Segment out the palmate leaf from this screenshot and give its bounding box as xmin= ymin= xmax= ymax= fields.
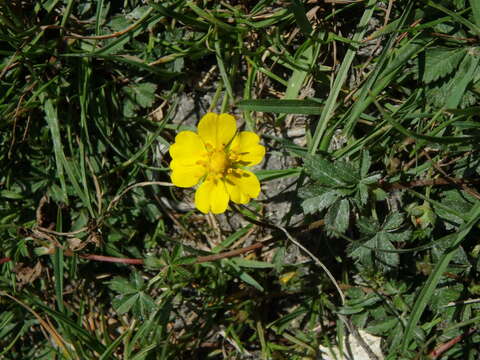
xmin=425 ymin=51 xmax=480 ymax=109
xmin=303 ymin=155 xmax=358 ymax=187
xmin=434 ymin=189 xmax=475 ymax=230
xmin=122 ymin=82 xmax=157 ymax=117
xmin=298 ymin=184 xmax=339 ymax=214
xmin=109 ymin=277 xmax=139 ymax=295
xmin=350 ymin=214 xmax=411 ymax=272
xmin=351 ymin=233 xmax=399 ymax=272
xmin=325 ymin=198 xmax=350 ymax=234
xmin=359 ymin=150 xmax=372 ymax=179
xmin=112 ymin=292 xmax=157 ymax=319
xmin=422 ymin=47 xmax=467 ymax=84
xmin=109 ymin=271 xmax=157 ymax=319
xmin=383 ymin=212 xmax=405 ymax=231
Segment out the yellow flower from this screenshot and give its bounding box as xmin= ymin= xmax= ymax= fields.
xmin=169 ymin=113 xmax=265 ymax=214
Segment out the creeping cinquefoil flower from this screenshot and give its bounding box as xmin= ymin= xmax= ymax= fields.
xmin=169 ymin=113 xmax=265 ymax=214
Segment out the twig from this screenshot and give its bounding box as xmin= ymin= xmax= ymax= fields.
xmin=275 ymin=224 xmax=346 ymax=305
xmin=0 ymin=241 xmax=270 ymax=267
xmin=79 ymin=254 xmax=144 ymax=265
xmin=0 ymin=49 xmax=20 ymax=80
xmin=428 ymin=328 xmax=477 ymax=359
xmin=0 ymin=257 xmax=11 ymax=265
xmin=339 ymin=315 xmax=380 ymax=360
xmin=441 ymin=298 xmax=480 ymax=308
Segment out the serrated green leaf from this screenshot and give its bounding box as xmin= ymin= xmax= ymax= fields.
xmin=132 ymin=292 xmax=156 ymax=319
xmin=365 ymin=318 xmax=399 ymax=335
xmin=300 ymin=188 xmax=339 ymax=214
xmin=357 ymin=183 xmax=369 ymax=206
xmin=326 ymin=198 xmax=350 ymax=234
xmin=132 ymin=271 xmax=145 ymax=289
xmin=422 ymin=47 xmax=466 ymax=84
xmin=386 ymin=230 xmax=412 ymax=243
xmin=113 ymin=294 xmax=139 ymax=314
xmin=434 ymin=190 xmax=474 ymax=229
xmin=334 ymin=161 xmax=361 ymax=183
xmin=383 ymin=213 xmax=404 ymax=231
xmin=429 ymin=284 xmax=463 ymax=311
xmin=348 ymin=293 xmax=382 ymax=307
xmin=360 ymin=151 xmax=372 ymax=179
xmin=357 ymin=217 xmax=379 ymax=235
xmin=375 ymin=233 xmax=400 ymax=270
xmin=361 ymin=173 xmax=382 ymax=185
xmin=109 ymin=277 xmax=138 ymax=295
xmin=350 ymin=238 xmax=374 ymax=267
xmin=337 ymin=306 xmax=364 ymax=315
xmin=471 ymin=0 xmax=480 ymax=27
xmin=122 ymin=82 xmax=157 ymax=116
xmin=445 ymin=51 xmax=480 ymax=109
xmin=136 ymin=82 xmax=157 ymax=107
xmin=304 ymin=155 xmax=357 ymax=187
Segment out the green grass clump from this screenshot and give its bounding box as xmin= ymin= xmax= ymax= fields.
xmin=1 ymin=0 xmax=480 ymax=359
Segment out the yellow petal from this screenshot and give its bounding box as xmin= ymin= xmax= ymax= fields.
xmin=169 ymin=131 xmax=207 ymax=166
xmin=230 ymin=131 xmax=265 ymax=166
xmin=225 ymin=169 xmax=261 ymax=204
xmin=195 ymin=178 xmax=230 ymax=214
xmin=170 ymin=161 xmax=206 ymax=188
xmin=198 ymin=113 xmax=237 ymax=149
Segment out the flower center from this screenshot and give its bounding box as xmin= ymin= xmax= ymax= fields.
xmin=209 ymin=150 xmax=229 ymax=174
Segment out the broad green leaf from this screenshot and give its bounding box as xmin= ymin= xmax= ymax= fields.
xmin=383 ymin=213 xmax=405 ymax=231
xmin=356 ymin=217 xmax=379 ymax=235
xmin=134 ymin=83 xmax=157 ymax=108
xmin=374 ymin=233 xmax=399 ymax=270
xmin=366 ymin=317 xmax=399 ymax=335
xmin=422 ymin=47 xmax=466 ymax=84
xmin=357 ymin=183 xmax=369 ymax=206
xmin=428 ymin=284 xmax=463 ymax=311
xmin=113 ymin=294 xmax=139 ymax=314
xmin=471 ymin=0 xmax=480 ymax=27
xmin=133 ymin=293 xmax=157 ymax=319
xmin=445 ymin=51 xmax=480 ymax=109
xmin=360 ymin=151 xmax=372 ymax=179
xmin=300 ymin=188 xmax=339 ymax=215
xmin=434 ymin=190 xmax=474 ymax=230
xmin=326 ymin=198 xmax=350 ymax=234
xmin=304 ymin=155 xmax=357 ymax=187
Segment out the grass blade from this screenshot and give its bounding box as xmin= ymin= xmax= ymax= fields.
xmin=237 ymin=99 xmax=323 ymax=114
xmin=309 ymin=0 xmax=377 ymax=154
